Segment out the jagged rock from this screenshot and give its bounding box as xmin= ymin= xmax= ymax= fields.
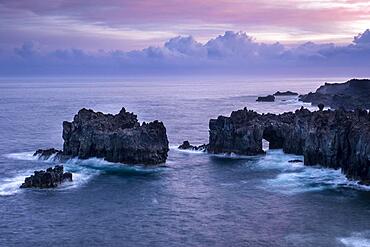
xmin=35 ymin=108 xmax=169 ymax=165
xmin=256 ymin=95 xmax=275 ymax=102
xmin=299 ymin=79 xmax=370 ymax=110
xmin=34 ymin=148 xmax=63 ymax=160
xmin=204 ymin=107 xmax=370 ymax=184
xmin=20 ymin=165 xmax=72 ymax=188
xmin=178 ymin=141 xmax=208 ymax=151
xmin=273 ymin=91 xmax=298 ymax=96
xmin=62 ymin=108 xmax=169 ymax=165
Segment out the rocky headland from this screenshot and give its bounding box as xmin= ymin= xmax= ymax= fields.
xmin=181 ymin=107 xmax=370 ymax=184
xmin=35 ymin=107 xmax=169 ymax=165
xmin=299 ymin=79 xmax=370 ymax=110
xmin=20 ymin=165 xmax=72 ymax=188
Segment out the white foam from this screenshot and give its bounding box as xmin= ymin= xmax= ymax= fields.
xmin=0 ymin=175 xmax=27 ymax=196
xmin=339 ymin=232 xmax=370 ymax=247
xmin=258 ymin=151 xmax=370 ymax=194
xmin=4 ymin=151 xmax=38 ymax=161
xmin=170 ymin=145 xmax=206 ymax=154
xmin=63 ymin=157 xmax=165 ymax=174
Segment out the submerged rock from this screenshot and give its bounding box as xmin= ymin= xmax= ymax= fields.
xmin=299 ymin=79 xmax=370 ymax=110
xmin=202 ymin=107 xmax=370 ymax=184
xmin=20 ymin=165 xmax=72 ymax=188
xmin=256 ymin=95 xmax=275 ymax=102
xmin=273 ymin=91 xmax=298 ymax=96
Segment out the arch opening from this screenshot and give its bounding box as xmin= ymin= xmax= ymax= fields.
xmin=262 ymin=126 xmax=285 ymax=150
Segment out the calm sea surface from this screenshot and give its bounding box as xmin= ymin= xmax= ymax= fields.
xmin=1 ymin=77 xmax=370 ymax=247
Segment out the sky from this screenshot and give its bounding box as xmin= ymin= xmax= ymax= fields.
xmin=0 ymin=0 xmax=369 ymax=76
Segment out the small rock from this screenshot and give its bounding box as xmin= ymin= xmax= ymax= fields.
xmin=20 ymin=165 xmax=73 ymax=189
xmin=256 ymin=95 xmax=275 ymax=102
xmin=273 ymin=91 xmax=298 ymax=96
xmin=288 ymin=159 xmax=303 ymax=163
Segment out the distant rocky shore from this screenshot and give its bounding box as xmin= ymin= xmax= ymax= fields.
xmin=256 ymin=91 xmax=299 ymax=102
xmin=180 ymin=107 xmax=370 ymax=185
xmin=299 ymin=79 xmax=370 ymax=110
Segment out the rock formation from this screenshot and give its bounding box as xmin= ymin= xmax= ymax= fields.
xmin=20 ymin=165 xmax=72 ymax=188
xmin=178 ymin=141 xmax=208 ymax=151
xmin=36 ymin=107 xmax=169 ymax=165
xmin=256 ymin=95 xmax=275 ymax=102
xmin=183 ymin=107 xmax=370 ymax=184
xmin=34 ymin=148 xmax=63 ymax=160
xmin=273 ymin=91 xmax=298 ymax=96
xmin=299 ymin=79 xmax=370 ymax=110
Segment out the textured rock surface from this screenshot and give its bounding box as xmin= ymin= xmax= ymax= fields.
xmin=299 ymin=79 xmax=370 ymax=110
xmin=256 ymin=95 xmax=275 ymax=102
xmin=20 ymin=165 xmax=72 ymax=188
xmin=62 ymin=108 xmax=169 ymax=165
xmin=206 ymin=107 xmax=370 ymax=184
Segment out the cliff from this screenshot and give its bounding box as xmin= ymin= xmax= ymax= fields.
xmin=186 ymin=107 xmax=370 ymax=184
xmin=299 ymin=79 xmax=370 ymax=110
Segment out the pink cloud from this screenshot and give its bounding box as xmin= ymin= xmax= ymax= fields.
xmin=0 ymin=0 xmax=368 ymax=50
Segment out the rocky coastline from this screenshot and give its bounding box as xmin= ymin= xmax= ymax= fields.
xmin=181 ymin=107 xmax=370 ymax=184
xmin=299 ymin=79 xmax=370 ymax=110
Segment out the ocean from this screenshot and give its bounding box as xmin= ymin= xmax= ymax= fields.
xmin=1 ymin=77 xmax=370 ymax=247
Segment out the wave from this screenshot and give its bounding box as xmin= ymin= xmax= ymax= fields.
xmin=63 ymin=157 xmax=166 ymax=175
xmin=338 ymin=231 xmax=370 ymax=247
xmin=170 ymin=145 xmax=206 ymax=154
xmin=4 ymin=151 xmax=38 ymax=161
xmin=258 ymin=150 xmax=370 ymax=194
xmin=0 ymin=175 xmax=27 ymax=196
xmin=2 ymin=151 xmax=166 ymax=196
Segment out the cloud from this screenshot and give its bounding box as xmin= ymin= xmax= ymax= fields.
xmin=0 ymin=30 xmax=369 ymax=76
xmin=0 ymin=0 xmax=369 ymax=51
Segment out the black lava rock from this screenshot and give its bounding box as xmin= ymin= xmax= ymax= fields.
xmin=20 ymin=165 xmax=72 ymax=189
xmin=178 ymin=141 xmax=208 ymax=151
xmin=62 ymin=107 xmax=169 ymax=165
xmin=204 ymin=107 xmax=370 ymax=184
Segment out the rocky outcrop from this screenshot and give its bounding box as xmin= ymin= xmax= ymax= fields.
xmin=178 ymin=141 xmax=208 ymax=151
xmin=273 ymin=91 xmax=298 ymax=96
xmin=36 ymin=108 xmax=169 ymax=165
xmin=299 ymin=79 xmax=370 ymax=110
xmin=256 ymin=95 xmax=275 ymax=102
xmin=192 ymin=107 xmax=370 ymax=184
xmin=34 ymin=148 xmax=63 ymax=160
xmin=20 ymin=165 xmax=72 ymax=188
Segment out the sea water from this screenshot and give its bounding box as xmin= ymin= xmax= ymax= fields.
xmin=0 ymin=77 xmax=369 ymax=247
